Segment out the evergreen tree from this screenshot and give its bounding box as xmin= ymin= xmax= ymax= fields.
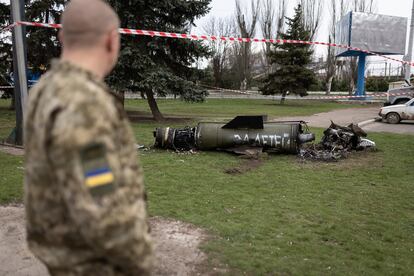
xmin=0 ymin=1 xmax=66 ymax=74
xmin=106 ymin=0 xmax=211 ymax=121
xmin=25 ymin=0 xmax=67 ymax=72
xmin=1 ymin=0 xmax=211 ymax=121
xmin=1 ymin=3 xmax=14 ymax=108
xmin=260 ymin=4 xmax=316 ymax=104
xmin=1 ymin=1 xmax=66 ymax=109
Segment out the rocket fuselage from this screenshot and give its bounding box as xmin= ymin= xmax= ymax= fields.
xmin=195 ymin=122 xmax=301 ymax=153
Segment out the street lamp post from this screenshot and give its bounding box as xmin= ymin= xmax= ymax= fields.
xmin=405 ymin=0 xmax=414 ymax=84
xmin=8 ymin=0 xmax=28 ymax=146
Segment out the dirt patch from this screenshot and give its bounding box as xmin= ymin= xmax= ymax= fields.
xmin=0 ymin=206 xmax=211 ymax=276
xmin=225 ymin=156 xmax=265 ymax=175
xmin=0 ymin=145 xmax=24 ymax=156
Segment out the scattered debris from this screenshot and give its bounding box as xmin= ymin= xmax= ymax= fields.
xmin=299 ymin=121 xmax=376 ymax=162
xmin=154 ymin=116 xmax=315 ymax=156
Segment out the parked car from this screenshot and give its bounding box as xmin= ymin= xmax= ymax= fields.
xmin=384 ymin=86 xmax=414 ymax=106
xmin=379 ymin=98 xmax=414 ymax=124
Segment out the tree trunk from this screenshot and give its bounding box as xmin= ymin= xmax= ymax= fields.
xmin=9 ymin=90 xmax=15 ymax=110
xmin=140 ymin=91 xmax=146 ymax=99
xmin=146 ymin=90 xmax=164 ymax=121
xmin=325 ymin=76 xmax=333 ymax=95
xmin=280 ymin=91 xmax=287 ymax=105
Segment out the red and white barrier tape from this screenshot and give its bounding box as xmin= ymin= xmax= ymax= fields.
xmin=304 ymin=91 xmax=410 ymax=100
xmin=202 ymin=84 xmax=412 ymax=100
xmin=1 ymin=21 xmax=413 ymax=68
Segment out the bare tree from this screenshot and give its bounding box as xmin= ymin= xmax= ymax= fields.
xmin=325 ymin=0 xmax=349 ymax=95
xmin=260 ymin=0 xmax=286 ymax=73
xmin=299 ymin=0 xmax=323 ymax=40
xmin=203 ymin=17 xmax=235 ymax=87
xmin=353 ymin=0 xmax=376 ymax=13
xmin=235 ymin=0 xmax=260 ymax=90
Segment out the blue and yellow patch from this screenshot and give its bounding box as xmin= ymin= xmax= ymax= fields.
xmin=80 ymin=143 xmax=115 ymax=197
xmin=84 ymin=167 xmax=115 ymax=188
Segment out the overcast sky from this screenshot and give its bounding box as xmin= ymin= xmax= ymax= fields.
xmin=195 ymin=0 xmax=413 ymax=56
xmin=193 ymin=0 xmax=414 ymax=73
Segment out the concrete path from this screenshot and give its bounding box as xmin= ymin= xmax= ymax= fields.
xmin=272 ymin=107 xmax=379 ymax=128
xmin=273 ymin=107 xmax=414 ymax=135
xmin=363 ymin=121 xmax=414 ymax=135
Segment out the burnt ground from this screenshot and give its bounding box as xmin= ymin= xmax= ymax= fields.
xmin=225 ymin=155 xmax=266 ymax=175
xmin=0 ymin=206 xmax=215 ymax=276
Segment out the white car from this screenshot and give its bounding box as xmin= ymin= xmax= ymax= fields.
xmin=379 ymin=98 xmax=414 ymax=124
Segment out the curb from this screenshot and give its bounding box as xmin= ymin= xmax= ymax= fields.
xmin=358 ymin=119 xmax=376 ymax=127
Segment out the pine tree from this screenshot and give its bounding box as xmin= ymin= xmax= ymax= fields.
xmin=260 ymin=4 xmax=316 ymax=104
xmin=0 ymin=2 xmax=13 ymax=108
xmin=1 ymin=0 xmax=211 ymax=121
xmin=1 ymin=1 xmax=66 ymax=109
xmin=25 ymin=0 xmax=67 ymax=72
xmin=106 ymin=0 xmax=211 ymax=121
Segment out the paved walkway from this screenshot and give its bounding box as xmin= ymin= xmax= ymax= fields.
xmin=272 ymin=107 xmax=378 ymax=128
xmin=273 ymin=107 xmax=414 ymax=135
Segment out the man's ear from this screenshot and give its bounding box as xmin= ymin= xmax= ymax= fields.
xmin=106 ymin=29 xmax=119 ymax=53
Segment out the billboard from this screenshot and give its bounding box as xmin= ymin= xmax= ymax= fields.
xmin=335 ymin=12 xmax=408 ymax=57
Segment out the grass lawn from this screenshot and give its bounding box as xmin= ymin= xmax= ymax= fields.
xmin=0 ymin=100 xmax=15 ymax=139
xmin=125 ymin=98 xmax=366 ymax=120
xmin=0 ymin=99 xmax=413 ymax=274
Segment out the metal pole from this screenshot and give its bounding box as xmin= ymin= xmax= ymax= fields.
xmin=356 ymin=53 xmax=367 ymax=97
xmin=10 ymin=0 xmax=28 ymax=146
xmin=405 ymin=0 xmax=414 ymax=83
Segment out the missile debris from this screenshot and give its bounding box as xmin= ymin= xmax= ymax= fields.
xmin=299 ymin=121 xmax=376 ymax=162
xmin=154 ymin=116 xmax=315 ymax=155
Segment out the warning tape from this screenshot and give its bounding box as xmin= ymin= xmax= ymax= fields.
xmin=1 ymin=21 xmax=413 ymax=68
xmin=202 ymin=84 xmax=413 ymax=100
xmin=0 ymin=86 xmax=14 ymax=89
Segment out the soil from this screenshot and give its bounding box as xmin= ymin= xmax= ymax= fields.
xmin=0 ymin=206 xmax=211 ymax=276
xmin=225 ymin=156 xmax=265 ymax=175
xmin=0 ymin=145 xmax=24 ymax=156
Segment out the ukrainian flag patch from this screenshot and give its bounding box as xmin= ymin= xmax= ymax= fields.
xmin=81 ymin=143 xmax=115 ymax=197
xmin=85 ymin=167 xmax=115 ymax=188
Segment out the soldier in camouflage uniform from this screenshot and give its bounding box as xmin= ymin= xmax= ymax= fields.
xmin=24 ymin=0 xmax=153 ymax=275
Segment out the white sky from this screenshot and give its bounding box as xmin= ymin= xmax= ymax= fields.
xmin=195 ymin=0 xmax=413 ymax=54
xmin=2 ymin=0 xmax=413 ymax=73
xmin=194 ymin=0 xmax=414 ymax=74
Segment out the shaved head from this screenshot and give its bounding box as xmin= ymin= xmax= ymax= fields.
xmin=61 ymin=0 xmax=120 ymax=49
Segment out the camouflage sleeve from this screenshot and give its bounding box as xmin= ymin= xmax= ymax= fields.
xmin=46 ymin=97 xmax=153 ymax=274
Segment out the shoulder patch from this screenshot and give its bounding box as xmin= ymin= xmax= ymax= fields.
xmin=80 ymin=143 xmax=114 ymax=197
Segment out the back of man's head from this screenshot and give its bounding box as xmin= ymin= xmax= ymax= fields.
xmin=61 ymin=0 xmax=120 ymax=50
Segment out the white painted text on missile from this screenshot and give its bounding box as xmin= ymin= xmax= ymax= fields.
xmin=233 ymin=133 xmax=291 ymax=147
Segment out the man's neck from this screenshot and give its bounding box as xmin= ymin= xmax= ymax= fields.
xmin=61 ymin=51 xmax=106 ymax=80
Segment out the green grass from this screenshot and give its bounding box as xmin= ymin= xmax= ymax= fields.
xmin=1 ymin=98 xmax=413 ymax=274
xmin=0 ymin=152 xmax=24 ymax=204
xmin=125 ymin=98 xmax=367 ymax=120
xmin=0 ymin=100 xmax=15 ymax=139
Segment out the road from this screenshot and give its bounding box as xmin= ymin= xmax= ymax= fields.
xmin=363 ymin=120 xmax=414 ymax=135
xmin=272 ymin=107 xmax=414 ymax=135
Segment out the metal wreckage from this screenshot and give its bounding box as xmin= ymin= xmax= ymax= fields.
xmin=153 ymin=116 xmax=376 ymax=161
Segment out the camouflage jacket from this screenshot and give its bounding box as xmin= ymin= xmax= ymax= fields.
xmin=24 ymin=60 xmax=153 ymax=275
